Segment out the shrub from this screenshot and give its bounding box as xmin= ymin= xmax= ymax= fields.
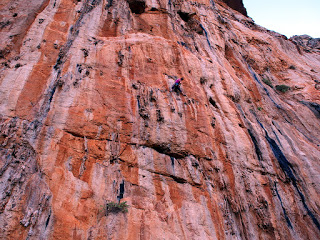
xmin=262 ymin=78 xmax=273 ymax=88
xmin=257 ymin=107 xmax=262 ymax=111
xmin=275 ymin=84 xmax=291 ymax=93
xmin=106 ymin=201 xmax=129 ymax=214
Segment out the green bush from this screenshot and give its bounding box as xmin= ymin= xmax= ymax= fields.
xmin=106 ymin=201 xmax=129 ymax=214
xmin=275 ymin=84 xmax=291 ymax=93
xmin=262 ymin=78 xmax=273 ymax=88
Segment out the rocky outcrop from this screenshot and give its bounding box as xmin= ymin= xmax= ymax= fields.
xmin=0 ymin=0 xmax=319 ymax=239
xmin=221 ymin=0 xmax=247 ymax=16
xmin=290 ymin=35 xmax=320 ymax=53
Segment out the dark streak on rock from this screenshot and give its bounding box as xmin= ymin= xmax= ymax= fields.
xmin=301 ymin=101 xmax=320 ymax=119
xmin=265 ymin=133 xmax=296 ymax=182
xmin=45 ymin=209 xmax=51 ymax=229
xmin=247 ymin=65 xmax=281 ymax=109
xmin=170 ymin=156 xmax=175 ymax=168
xmin=200 ymin=24 xmax=212 ymax=48
xmin=117 ymin=181 xmax=125 ymax=202
xmin=257 ymin=119 xmax=320 ymax=231
xmin=209 ymin=97 xmax=218 ymax=108
xmin=274 ymin=182 xmax=293 ymax=228
xmin=247 ymin=129 xmax=263 ymax=161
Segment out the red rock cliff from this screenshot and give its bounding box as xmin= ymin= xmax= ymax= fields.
xmin=221 ymin=0 xmax=247 ymax=16
xmin=0 ymin=0 xmax=320 ymax=239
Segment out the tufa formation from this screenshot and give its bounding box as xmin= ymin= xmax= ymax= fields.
xmin=0 ymin=0 xmax=320 ymax=239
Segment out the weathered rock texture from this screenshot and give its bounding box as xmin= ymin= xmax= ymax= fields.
xmin=0 ymin=0 xmax=320 ymax=239
xmin=290 ymin=35 xmax=320 ymax=53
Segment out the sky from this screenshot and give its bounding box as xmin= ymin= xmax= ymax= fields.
xmin=242 ymin=0 xmax=320 ymax=38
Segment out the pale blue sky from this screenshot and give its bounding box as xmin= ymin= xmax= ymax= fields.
xmin=243 ymin=0 xmax=320 ymax=38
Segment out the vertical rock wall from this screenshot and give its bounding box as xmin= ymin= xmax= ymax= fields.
xmin=0 ymin=0 xmax=319 ymax=239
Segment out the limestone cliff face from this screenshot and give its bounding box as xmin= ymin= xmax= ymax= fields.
xmin=0 ymin=0 xmax=320 ymax=239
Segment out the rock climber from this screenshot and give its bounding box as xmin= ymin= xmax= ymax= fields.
xmin=172 ymin=77 xmax=184 ymax=94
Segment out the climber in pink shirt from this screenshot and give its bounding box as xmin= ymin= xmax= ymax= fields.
xmin=172 ymin=77 xmax=184 ymax=94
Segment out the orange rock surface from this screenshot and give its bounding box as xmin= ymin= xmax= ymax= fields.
xmin=0 ymin=0 xmax=319 ymax=239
